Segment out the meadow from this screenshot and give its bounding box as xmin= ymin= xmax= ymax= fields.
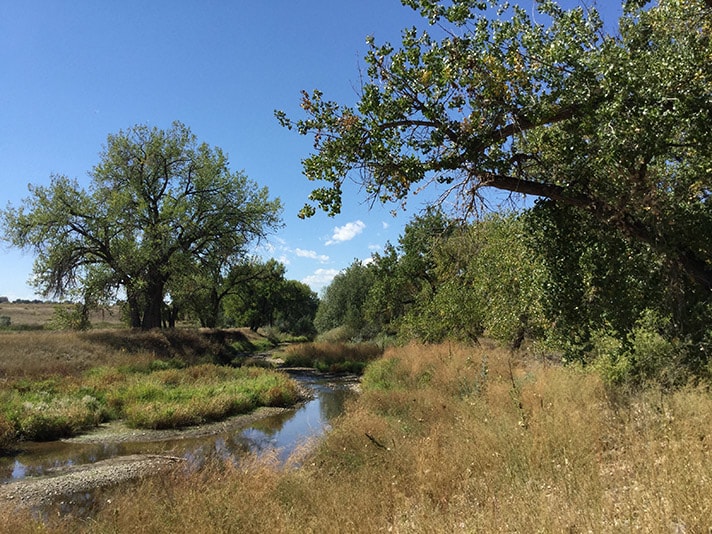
xmin=0 ymin=301 xmax=125 ymax=329
xmin=0 ymin=326 xmax=299 ymax=450
xmin=4 ymin=340 xmax=711 ymax=532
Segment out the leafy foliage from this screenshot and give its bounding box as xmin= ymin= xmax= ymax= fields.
xmin=1 ymin=122 xmax=282 ymax=329
xmin=224 ymin=259 xmax=318 ymax=336
xmin=282 ymin=0 xmax=712 ymax=382
xmin=314 ymin=260 xmax=376 ymax=339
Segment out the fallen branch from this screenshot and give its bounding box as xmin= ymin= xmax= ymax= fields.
xmin=365 ymin=432 xmax=389 ymax=450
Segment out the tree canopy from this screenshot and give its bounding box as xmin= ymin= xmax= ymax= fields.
xmin=278 ymin=0 xmax=712 ymax=293
xmin=1 ymin=122 xmax=282 ymax=329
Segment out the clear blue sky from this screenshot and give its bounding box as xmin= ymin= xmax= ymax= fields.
xmin=0 ymin=1 xmax=621 ymax=301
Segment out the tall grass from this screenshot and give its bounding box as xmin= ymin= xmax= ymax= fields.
xmin=110 ymin=365 xmax=300 ymax=429
xmin=282 ymin=341 xmax=383 ymax=373
xmin=8 ymin=341 xmax=711 ymax=532
xmin=0 ymin=329 xmax=210 ymax=380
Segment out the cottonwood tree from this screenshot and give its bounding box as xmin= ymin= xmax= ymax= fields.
xmin=277 ymin=0 xmax=712 ymax=294
xmin=1 ymin=122 xmax=282 ymax=329
xmin=223 ymin=259 xmax=317 ymax=334
xmin=365 ymin=209 xmax=455 ymax=335
xmin=273 ymin=279 xmax=319 ymax=337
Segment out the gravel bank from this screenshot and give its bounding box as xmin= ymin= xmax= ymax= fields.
xmin=0 ymin=454 xmax=182 ymax=512
xmin=0 ymin=406 xmax=292 ymax=515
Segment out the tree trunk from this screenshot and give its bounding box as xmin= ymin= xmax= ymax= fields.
xmin=141 ymin=280 xmax=165 ymax=329
xmin=203 ymin=288 xmax=221 ymax=329
xmin=126 ymin=291 xmax=142 ymax=328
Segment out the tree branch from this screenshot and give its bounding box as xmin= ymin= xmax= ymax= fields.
xmin=477 ymin=172 xmax=712 ymax=290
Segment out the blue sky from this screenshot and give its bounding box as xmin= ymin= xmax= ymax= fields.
xmin=0 ymin=1 xmax=621 ymax=301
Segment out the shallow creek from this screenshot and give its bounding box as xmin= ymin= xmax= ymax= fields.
xmin=0 ymin=371 xmax=357 ymax=515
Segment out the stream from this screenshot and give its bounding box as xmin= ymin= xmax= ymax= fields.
xmin=0 ymin=371 xmax=357 ymax=516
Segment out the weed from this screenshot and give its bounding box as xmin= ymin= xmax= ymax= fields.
xmin=0 ymin=413 xmax=15 ymax=451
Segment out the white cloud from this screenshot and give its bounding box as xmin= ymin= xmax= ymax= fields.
xmin=326 ymin=220 xmax=365 ymax=245
xmin=368 ymin=243 xmax=382 ymax=252
xmin=295 ymin=248 xmax=330 ymax=263
xmin=302 ymin=268 xmax=340 ymax=292
xmin=382 ymin=221 xmax=390 ymax=230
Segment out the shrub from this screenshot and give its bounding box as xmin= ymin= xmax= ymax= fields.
xmin=361 ymin=356 xmax=403 ymax=391
xmin=48 ymin=304 xmax=91 ymax=330
xmin=590 ymin=310 xmax=687 ymax=389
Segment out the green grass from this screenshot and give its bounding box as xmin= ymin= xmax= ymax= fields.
xmin=0 ymin=330 xmax=303 ymax=443
xmin=0 ymin=364 xmax=301 ymax=439
xmin=112 ymin=365 xmax=300 ymax=429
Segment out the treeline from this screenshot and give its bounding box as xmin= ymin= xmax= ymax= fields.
xmin=317 ymin=204 xmax=712 ymax=388
xmin=42 ymin=258 xmax=319 ymax=337
xmin=163 ymin=258 xmax=318 ymax=338
xmin=0 ymin=297 xmax=47 ymax=304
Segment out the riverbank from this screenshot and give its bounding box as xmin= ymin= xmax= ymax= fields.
xmin=0 ymin=454 xmax=182 ymax=512
xmin=0 ymin=329 xmax=300 ymax=448
xmin=5 ymin=341 xmax=710 ymax=533
xmin=0 ymin=405 xmax=291 ymax=514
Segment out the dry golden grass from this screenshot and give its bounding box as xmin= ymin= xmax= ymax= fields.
xmin=0 ymin=330 xmax=154 ymax=380
xmin=281 ymin=341 xmax=383 ymax=372
xmin=0 ymin=328 xmax=251 ymax=380
xmin=6 ymin=342 xmax=712 ymax=532
xmin=0 ymin=302 xmax=124 ymax=328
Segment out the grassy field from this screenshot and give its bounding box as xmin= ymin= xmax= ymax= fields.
xmin=0 ymin=302 xmax=125 ymax=329
xmin=0 ymin=328 xmax=298 ymax=449
xmin=5 ymin=341 xmax=711 ymax=532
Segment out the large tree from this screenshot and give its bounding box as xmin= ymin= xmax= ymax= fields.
xmin=365 ymin=209 xmax=454 ymax=334
xmin=314 ymin=260 xmax=376 ymax=338
xmin=2 ymin=122 xmax=282 ymax=329
xmin=277 ymin=0 xmax=712 ymax=293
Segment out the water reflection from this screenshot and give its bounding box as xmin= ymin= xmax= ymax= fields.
xmin=0 ymin=371 xmax=355 ymax=483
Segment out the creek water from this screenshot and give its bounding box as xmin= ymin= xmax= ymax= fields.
xmin=0 ymin=371 xmax=356 ymax=485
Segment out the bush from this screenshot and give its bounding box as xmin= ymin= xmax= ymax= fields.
xmin=316 ymin=325 xmax=358 ymax=343
xmin=48 ymin=304 xmax=90 ymax=330
xmin=0 ymin=316 xmax=10 ymax=328
xmin=590 ymin=310 xmax=687 ymax=389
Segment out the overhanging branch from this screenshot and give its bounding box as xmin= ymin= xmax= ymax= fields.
xmin=476 ymin=172 xmax=712 ymax=290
